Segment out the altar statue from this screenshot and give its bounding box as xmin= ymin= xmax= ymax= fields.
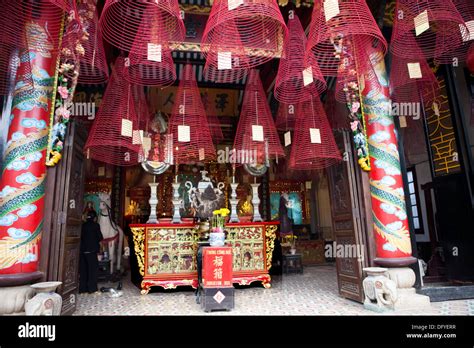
xmin=98 ymin=193 xmax=125 ymax=275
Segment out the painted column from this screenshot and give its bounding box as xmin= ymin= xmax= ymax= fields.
xmin=0 ymin=19 xmax=60 ymax=277
xmin=361 ymin=47 xmax=417 ymax=267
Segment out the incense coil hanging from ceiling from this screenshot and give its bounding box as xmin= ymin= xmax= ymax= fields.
xmin=306 ymin=0 xmax=388 ymax=77
xmin=99 ymin=0 xmax=185 ymax=52
xmin=167 ymin=64 xmax=216 ymax=164
xmin=233 ymin=69 xmax=284 ymax=165
xmin=77 ymin=0 xmax=109 ymax=84
xmin=275 ymin=15 xmax=326 ymax=103
xmin=390 ymin=0 xmax=469 ymax=60
xmin=201 ymin=0 xmax=288 ymax=80
xmin=289 ymin=95 xmax=342 ymax=170
xmin=84 ymin=56 xmax=144 ymax=166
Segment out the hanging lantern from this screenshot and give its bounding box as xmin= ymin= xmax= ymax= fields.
xmin=202 ymin=0 xmax=288 ymax=74
xmin=289 ymin=95 xmax=342 ymax=170
xmin=275 ymin=102 xmax=297 ymax=132
xmin=167 ymin=64 xmax=216 ymax=163
xmin=234 ymin=69 xmax=284 ymax=165
xmin=391 ymin=0 xmax=468 ymax=60
xmin=306 ymin=0 xmax=387 ymax=77
xmin=100 ymin=0 xmax=185 ymax=52
xmin=77 ymin=0 xmax=109 ymax=84
xmin=125 ymin=12 xmax=176 ymax=87
xmin=275 ymin=15 xmax=326 ymax=103
xmin=84 ymin=56 xmax=144 ymax=166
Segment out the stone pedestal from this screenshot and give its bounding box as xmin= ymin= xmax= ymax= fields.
xmin=250 ymin=183 xmax=262 ymax=222
xmin=172 ymin=182 xmax=182 ymax=223
xmin=229 ymin=183 xmax=240 ymax=223
xmin=386 ymin=267 xmax=431 ymax=313
xmin=147 ymin=182 xmax=159 ymax=224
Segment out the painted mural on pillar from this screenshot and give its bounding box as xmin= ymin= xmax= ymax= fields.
xmin=0 ymin=23 xmax=58 ymax=274
xmin=362 ymin=49 xmax=412 ymax=259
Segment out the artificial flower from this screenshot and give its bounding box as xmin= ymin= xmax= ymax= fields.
xmin=58 ymin=86 xmax=69 ymax=99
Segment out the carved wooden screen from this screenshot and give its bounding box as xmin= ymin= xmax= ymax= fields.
xmin=327 ymin=130 xmax=368 ymax=303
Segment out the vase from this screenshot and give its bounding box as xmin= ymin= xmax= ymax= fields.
xmin=209 ymin=232 xmax=226 ymax=247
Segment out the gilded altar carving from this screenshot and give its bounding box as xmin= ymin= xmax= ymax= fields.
xmin=131 ymin=227 xmax=145 ymax=277
xmin=265 ymin=225 xmax=278 ymax=271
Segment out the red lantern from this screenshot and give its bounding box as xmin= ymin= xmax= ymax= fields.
xmin=100 ymin=0 xmax=185 ymax=52
xmin=202 ymin=0 xmax=288 ymax=74
xmin=234 ymin=69 xmax=284 ymax=164
xmin=84 ymin=57 xmax=144 ymax=166
xmin=306 ymin=0 xmax=387 ymax=77
xmin=289 ymin=95 xmax=342 ymax=170
xmin=167 ymin=65 xmax=216 ymax=164
xmin=391 ymin=0 xmax=468 ymax=60
xmin=275 ymin=15 xmax=326 ymax=103
xmin=77 ymin=0 xmax=109 ymax=85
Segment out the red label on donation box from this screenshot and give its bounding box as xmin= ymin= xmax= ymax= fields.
xmin=202 ymin=247 xmax=233 ymax=288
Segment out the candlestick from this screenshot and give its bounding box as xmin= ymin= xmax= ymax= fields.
xmin=250 ymin=183 xmax=262 ymax=222
xmin=232 ymin=176 xmax=235 ymax=184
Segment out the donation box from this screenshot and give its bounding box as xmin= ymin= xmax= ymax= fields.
xmin=202 ymin=247 xmax=233 ymax=288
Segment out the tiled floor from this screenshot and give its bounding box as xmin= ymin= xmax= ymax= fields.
xmin=75 ymin=265 xmax=474 ymax=315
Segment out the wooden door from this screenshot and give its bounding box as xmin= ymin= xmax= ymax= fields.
xmin=327 ymin=130 xmax=369 ymax=303
xmin=45 ymin=120 xmax=87 ymax=314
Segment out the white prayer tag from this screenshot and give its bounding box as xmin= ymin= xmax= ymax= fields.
xmin=178 ymin=125 xmax=190 ymax=142
xmin=461 ymin=21 xmax=474 ymax=42
xmin=218 ymin=52 xmax=232 ymax=70
xmin=142 ymin=136 xmax=152 ymax=152
xmin=121 ymin=119 xmax=133 ymax=137
xmin=305 ymin=181 xmax=312 ymax=190
xmin=414 ymin=10 xmax=429 ymax=36
xmin=252 ymin=125 xmax=264 ymax=142
xmin=432 ymin=102 xmax=440 ymax=116
xmin=147 ymin=43 xmax=162 ymax=62
xmin=324 ymin=0 xmax=340 ymax=22
xmin=228 ymin=0 xmax=243 ymax=11
xmin=98 ymin=167 xmax=105 ymax=177
xmin=399 ymin=116 xmax=407 ymax=128
xmin=302 ymin=66 xmax=314 ymax=86
xmin=407 ymin=62 xmax=422 ymax=79
xmin=199 ymin=148 xmax=205 ymax=161
xmin=132 ymin=130 xmax=144 ymax=145
xmin=310 ymin=128 xmax=321 ymax=144
xmin=284 ymin=131 xmax=292 ymax=147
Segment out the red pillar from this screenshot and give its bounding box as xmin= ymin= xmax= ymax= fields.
xmin=0 ymin=17 xmax=60 ymax=279
xmin=361 ymin=47 xmax=417 ymax=267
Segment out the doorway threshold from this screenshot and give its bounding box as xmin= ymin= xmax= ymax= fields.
xmin=417 ymin=283 xmax=474 ymax=302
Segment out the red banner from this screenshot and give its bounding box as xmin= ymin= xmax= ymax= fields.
xmin=202 ymin=247 xmax=233 ymax=288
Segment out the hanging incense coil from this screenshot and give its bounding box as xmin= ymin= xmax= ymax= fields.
xmin=306 ymin=0 xmax=387 ymax=77
xmin=234 ymin=69 xmax=284 ymax=165
xmin=100 ymin=0 xmax=185 ymax=52
xmin=275 ymin=15 xmax=326 ymax=103
xmin=167 ymin=64 xmax=216 ymax=163
xmin=84 ymin=56 xmax=144 ymax=166
xmin=391 ymin=0 xmax=469 ymax=60
xmin=289 ymin=95 xmax=342 ymax=170
xmin=77 ymin=0 xmax=109 ymax=84
xmin=202 ymin=0 xmax=288 ymax=74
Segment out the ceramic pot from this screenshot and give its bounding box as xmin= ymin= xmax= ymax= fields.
xmin=209 ymin=232 xmax=226 ymax=247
